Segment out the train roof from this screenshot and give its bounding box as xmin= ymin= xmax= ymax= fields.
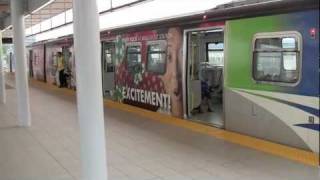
xmin=102 ymin=0 xmax=318 ymax=34
xmin=29 ymin=0 xmax=319 ymax=46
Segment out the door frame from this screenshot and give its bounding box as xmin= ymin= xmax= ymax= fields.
xmin=29 ymin=50 xmax=33 ymax=78
xmin=182 ymin=26 xmax=226 ymax=126
xmin=101 ymin=41 xmax=116 ymax=98
xmin=43 ymin=44 xmax=47 ymax=82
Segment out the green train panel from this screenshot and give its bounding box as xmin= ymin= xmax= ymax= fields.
xmin=225 ymin=10 xmax=319 ymax=153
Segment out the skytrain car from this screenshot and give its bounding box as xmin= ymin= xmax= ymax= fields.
xmin=27 ymin=0 xmax=319 ymax=157
xmin=224 ymin=9 xmax=319 ymax=153
xmin=100 ymin=0 xmax=319 ymax=154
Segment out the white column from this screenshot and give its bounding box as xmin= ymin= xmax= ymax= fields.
xmin=10 ymin=0 xmax=31 ymax=127
xmin=72 ymin=0 xmax=108 ymax=180
xmin=0 ymin=32 xmax=5 ymax=104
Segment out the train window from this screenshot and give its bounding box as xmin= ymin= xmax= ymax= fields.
xmin=282 ymin=38 xmax=296 ymax=49
xmin=283 ymin=52 xmax=297 ymax=70
xmin=253 ymin=32 xmax=301 ymax=84
xmin=104 ymin=48 xmax=114 ymax=72
xmin=127 ymin=45 xmax=141 ymax=73
xmin=147 ymin=42 xmax=166 ymax=74
xmin=207 ymin=42 xmax=224 ymax=66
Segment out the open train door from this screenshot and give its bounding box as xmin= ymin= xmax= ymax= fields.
xmin=185 ymin=28 xmax=225 ymax=128
xmin=101 ymin=42 xmax=115 ymax=98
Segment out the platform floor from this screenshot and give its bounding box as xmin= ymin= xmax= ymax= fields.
xmin=0 ymin=79 xmax=319 ymax=180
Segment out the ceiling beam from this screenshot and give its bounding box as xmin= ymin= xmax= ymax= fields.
xmin=1 ymin=0 xmax=52 ymax=30
xmin=27 ymin=0 xmax=53 ymax=14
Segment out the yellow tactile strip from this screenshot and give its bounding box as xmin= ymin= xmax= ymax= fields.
xmin=105 ymin=100 xmax=319 ymax=167
xmin=29 ymin=78 xmax=319 ymax=167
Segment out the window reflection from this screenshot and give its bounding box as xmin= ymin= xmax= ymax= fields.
xmin=147 ymin=42 xmax=166 ymax=74
xmin=207 ymin=42 xmax=224 ymax=66
xmin=127 ymin=45 xmax=142 ymax=73
xmin=253 ymin=34 xmax=300 ymax=84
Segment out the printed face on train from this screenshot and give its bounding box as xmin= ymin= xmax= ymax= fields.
xmin=161 ymin=27 xmax=183 ymax=117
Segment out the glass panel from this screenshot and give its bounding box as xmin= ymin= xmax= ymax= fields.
xmin=254 ymin=52 xmax=282 ymax=82
xmin=127 ymin=54 xmax=141 ymax=63
xmin=253 ymin=34 xmax=301 ymax=84
xmin=104 ymin=47 xmax=114 ymax=72
xmin=127 ymin=46 xmax=141 ymax=54
xmin=149 ymin=44 xmax=162 ymax=52
xmin=127 ymin=46 xmax=141 ymax=72
xmin=32 ymin=24 xmax=41 ymax=34
xmin=25 ymin=28 xmax=32 ymax=36
xmin=282 ymin=51 xmax=299 ymax=83
xmin=255 ymin=38 xmax=282 ymax=49
xmin=147 ymin=53 xmax=166 ymax=74
xmin=66 ymin=9 xmax=73 ymax=23
xmin=106 ymin=53 xmax=112 ymax=64
xmin=282 ymin=37 xmax=296 ymax=49
xmin=190 ymin=34 xmax=199 ymax=80
xmin=52 ymin=12 xmax=66 ymax=28
xmin=208 ymin=42 xmax=224 ymax=50
xmin=208 ymin=51 xmax=224 ymax=66
xmin=147 ymin=44 xmax=166 ymax=74
xmin=40 ymin=19 xmax=51 ymax=31
xmin=283 ymin=52 xmax=297 ymax=70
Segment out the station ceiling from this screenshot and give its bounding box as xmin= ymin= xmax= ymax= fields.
xmin=1 ymin=0 xmax=147 ymax=37
xmin=0 ymin=0 xmax=73 ymax=37
xmin=25 ymin=0 xmax=72 ymax=29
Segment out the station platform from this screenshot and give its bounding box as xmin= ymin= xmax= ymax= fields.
xmin=0 ymin=75 xmax=319 ymax=180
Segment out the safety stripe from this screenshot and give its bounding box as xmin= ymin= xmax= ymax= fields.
xmin=238 ymin=90 xmax=320 ymax=118
xmin=295 ymin=124 xmax=320 ymax=131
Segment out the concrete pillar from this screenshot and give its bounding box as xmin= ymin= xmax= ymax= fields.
xmin=72 ymin=0 xmax=108 ymax=180
xmin=10 ymin=0 xmax=31 ymax=127
xmin=0 ymin=32 xmax=5 ymax=104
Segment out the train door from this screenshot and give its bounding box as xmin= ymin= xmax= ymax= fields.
xmin=29 ymin=50 xmax=34 ymax=78
xmin=186 ymin=28 xmax=225 ymax=128
xmin=101 ymin=42 xmax=115 ymax=98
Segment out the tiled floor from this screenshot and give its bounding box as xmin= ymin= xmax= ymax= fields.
xmin=0 ymin=80 xmax=319 ymax=180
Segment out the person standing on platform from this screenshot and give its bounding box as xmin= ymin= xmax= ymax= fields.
xmin=57 ymin=52 xmax=67 ymax=88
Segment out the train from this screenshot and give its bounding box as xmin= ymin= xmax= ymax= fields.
xmin=26 ymin=0 xmax=319 ymax=155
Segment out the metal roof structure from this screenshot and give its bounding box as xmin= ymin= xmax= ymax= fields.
xmin=0 ymin=0 xmax=148 ymax=38
xmin=25 ymin=0 xmax=72 ymax=29
xmin=0 ymin=0 xmax=73 ymax=37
